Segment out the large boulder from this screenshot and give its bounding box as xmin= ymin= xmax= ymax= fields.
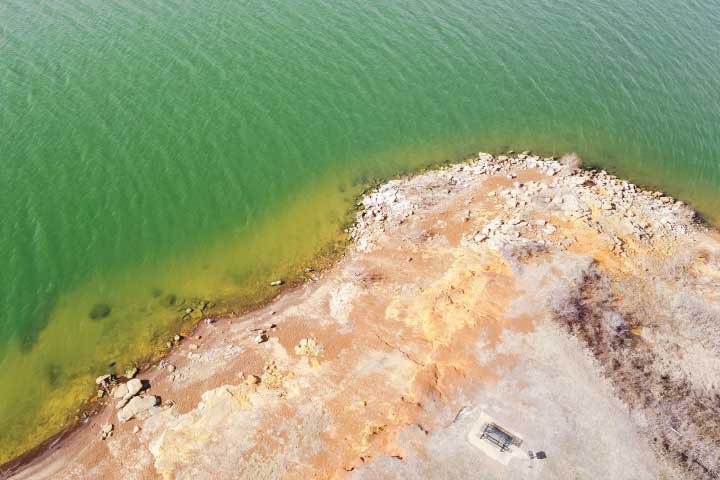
xmin=125 ymin=378 xmax=143 ymax=398
xmin=118 ymin=395 xmax=158 ymax=422
xmin=112 ymin=383 xmax=129 ymax=399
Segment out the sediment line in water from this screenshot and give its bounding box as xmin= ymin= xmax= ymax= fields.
xmin=0 ymin=172 xmax=360 ymax=466
xmin=0 ymin=238 xmax=352 ymax=478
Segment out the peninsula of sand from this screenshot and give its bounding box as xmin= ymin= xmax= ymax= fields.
xmin=5 ymin=152 xmax=720 ymax=480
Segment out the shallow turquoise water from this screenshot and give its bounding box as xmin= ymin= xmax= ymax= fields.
xmin=1 ymin=0 xmax=719 ymax=462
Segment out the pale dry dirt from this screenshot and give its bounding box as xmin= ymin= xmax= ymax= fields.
xmin=6 ymin=153 xmax=720 ymax=480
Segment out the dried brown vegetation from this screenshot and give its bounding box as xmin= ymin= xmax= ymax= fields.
xmin=549 ymin=257 xmax=720 ymax=479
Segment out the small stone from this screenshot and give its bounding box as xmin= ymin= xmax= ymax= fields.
xmin=270 ymin=280 xmax=284 ymax=287
xmin=167 ymin=365 xmax=176 ymax=373
xmin=133 ymin=426 xmax=141 ymax=434
xmin=189 ymin=343 xmax=199 ymax=350
xmin=100 ymin=423 xmax=113 ymax=439
xmin=246 ymin=374 xmax=260 ymax=385
xmin=254 ymin=333 xmax=269 ymax=344
xmin=125 ymin=367 xmax=138 ymax=379
xmin=474 ymin=234 xmax=488 ymax=243
xmin=95 ymin=374 xmax=111 ymax=385
xmin=174 ymin=335 xmax=181 ymax=342
xmin=97 ymin=390 xmax=105 ymax=398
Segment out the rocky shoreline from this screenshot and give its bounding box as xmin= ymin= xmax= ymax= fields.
xmin=353 ymin=151 xmax=697 ymax=251
xmin=5 ymin=152 xmax=720 ymax=479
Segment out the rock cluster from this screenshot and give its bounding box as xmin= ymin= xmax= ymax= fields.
xmin=106 ymin=375 xmax=160 ymax=423
xmin=351 ymin=152 xmax=699 ymax=255
xmin=114 ymin=378 xmax=143 ymax=407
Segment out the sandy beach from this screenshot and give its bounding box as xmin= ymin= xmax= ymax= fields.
xmin=5 ymin=152 xmax=720 ymax=480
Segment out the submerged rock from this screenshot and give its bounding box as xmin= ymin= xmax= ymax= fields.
xmin=162 ymin=294 xmax=177 ymax=307
xmin=88 ymin=304 xmax=111 ymax=320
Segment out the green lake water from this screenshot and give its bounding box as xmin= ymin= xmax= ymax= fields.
xmin=1 ymin=0 xmax=719 ymax=463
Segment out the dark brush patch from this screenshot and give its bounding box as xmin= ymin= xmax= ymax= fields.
xmin=550 ymin=265 xmax=720 ymax=480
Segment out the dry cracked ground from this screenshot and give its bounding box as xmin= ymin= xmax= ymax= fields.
xmin=8 ymin=153 xmax=720 ymax=480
